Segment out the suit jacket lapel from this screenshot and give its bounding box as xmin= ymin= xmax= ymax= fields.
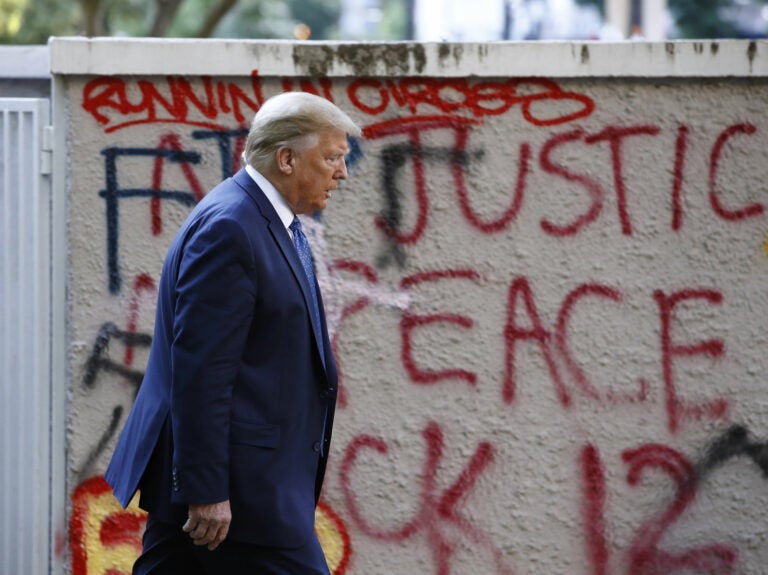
xmin=233 ymin=169 xmax=328 ymax=374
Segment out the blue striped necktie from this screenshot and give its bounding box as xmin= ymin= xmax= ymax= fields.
xmin=289 ymin=216 xmax=325 ymax=363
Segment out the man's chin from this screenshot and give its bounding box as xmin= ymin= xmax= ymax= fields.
xmin=311 ymin=201 xmax=328 ymax=213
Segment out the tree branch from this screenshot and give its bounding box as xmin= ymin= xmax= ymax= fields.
xmin=195 ymin=0 xmax=239 ymax=38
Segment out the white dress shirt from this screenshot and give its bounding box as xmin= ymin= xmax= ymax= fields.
xmin=244 ymin=164 xmax=296 ymax=239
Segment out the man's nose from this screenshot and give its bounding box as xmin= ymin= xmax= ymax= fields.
xmin=336 ymin=158 xmax=348 ymax=179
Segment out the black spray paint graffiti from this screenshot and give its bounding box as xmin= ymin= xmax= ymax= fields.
xmin=375 ymin=142 xmax=480 ymax=269
xmin=696 ymin=424 xmax=768 ymax=479
xmin=620 ymin=425 xmax=768 ymax=575
xmin=82 ymin=322 xmax=151 ymax=391
xmin=99 ymin=129 xmax=252 ymax=295
xmin=191 ymin=128 xmax=249 ymax=179
xmin=100 ymin=146 xmax=200 ymax=294
xmin=78 ymin=322 xmax=151 ymax=481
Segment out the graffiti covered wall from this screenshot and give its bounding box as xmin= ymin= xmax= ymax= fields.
xmin=53 ymin=39 xmax=768 ymax=574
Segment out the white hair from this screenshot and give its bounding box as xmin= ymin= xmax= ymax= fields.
xmin=243 ymin=91 xmax=362 ymax=172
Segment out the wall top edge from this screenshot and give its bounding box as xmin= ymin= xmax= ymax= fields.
xmin=0 ymin=45 xmax=50 ymax=78
xmin=48 ymin=37 xmax=768 ymax=78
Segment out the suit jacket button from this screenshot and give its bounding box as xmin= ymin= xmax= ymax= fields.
xmin=319 ymin=389 xmax=329 ymax=399
xmin=312 ymin=441 xmax=321 ymax=453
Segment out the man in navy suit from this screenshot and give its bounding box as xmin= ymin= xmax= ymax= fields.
xmin=104 ymin=91 xmax=361 ymax=574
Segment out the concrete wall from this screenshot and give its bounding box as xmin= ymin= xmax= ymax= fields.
xmin=51 ymin=38 xmax=768 ymax=575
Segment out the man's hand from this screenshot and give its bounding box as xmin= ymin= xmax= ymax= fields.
xmin=183 ymin=499 xmax=232 ymax=551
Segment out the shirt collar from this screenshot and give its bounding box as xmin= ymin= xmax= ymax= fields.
xmin=244 ymin=164 xmax=295 ymax=231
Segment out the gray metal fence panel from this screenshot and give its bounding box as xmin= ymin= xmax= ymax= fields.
xmin=0 ymin=98 xmax=52 ymax=575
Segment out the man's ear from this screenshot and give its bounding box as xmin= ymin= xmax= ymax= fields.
xmin=276 ymin=147 xmax=295 ymax=175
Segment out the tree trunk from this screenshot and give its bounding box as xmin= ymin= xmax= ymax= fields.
xmin=80 ymin=0 xmax=105 ymax=36
xmin=149 ymin=0 xmax=184 ymax=37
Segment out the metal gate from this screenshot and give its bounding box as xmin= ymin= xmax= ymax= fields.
xmin=0 ymin=98 xmax=54 ymax=575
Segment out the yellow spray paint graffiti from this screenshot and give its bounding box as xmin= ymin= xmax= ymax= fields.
xmin=71 ymin=476 xmax=352 ymax=574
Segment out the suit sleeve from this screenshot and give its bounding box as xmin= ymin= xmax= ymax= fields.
xmin=169 ymin=215 xmax=256 ymax=505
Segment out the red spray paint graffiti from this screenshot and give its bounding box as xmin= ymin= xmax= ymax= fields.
xmin=82 ymin=71 xmax=264 ymax=133
xmin=365 ymin=114 xmax=481 ymax=245
xmin=503 ymin=276 xmax=570 ymax=407
xmin=623 ymin=444 xmax=738 ymax=575
xmin=391 ymin=274 xmax=729 ymax=433
xmin=368 ymin=120 xmax=763 ymax=250
xmin=84 ymin=74 xmax=595 ymax=134
xmin=653 ymin=289 xmax=728 ymax=433
xmin=328 ymin=259 xmax=381 ymax=408
xmin=150 ymin=134 xmax=205 ymax=235
xmin=580 ymin=444 xmax=610 ymax=575
xmin=123 ymin=273 xmax=157 ymax=368
xmin=348 ymin=77 xmax=595 ymax=124
xmin=709 ymin=123 xmax=761 ymax=221
xmin=555 ymin=284 xmax=649 ymax=405
xmin=399 ymin=269 xmax=482 ymax=386
xmin=70 ymin=476 xmax=146 ymax=575
xmin=340 ymin=422 xmax=514 ymax=575
xmin=74 ymin=71 xmax=768 ymax=575
xmin=579 ymin=441 xmax=744 ymax=575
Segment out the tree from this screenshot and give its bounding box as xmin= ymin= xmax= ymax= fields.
xmin=574 ymin=0 xmax=602 ymax=15
xmin=1 ymin=0 xmax=352 ymax=43
xmin=79 ymin=0 xmax=241 ymax=37
xmin=284 ymin=0 xmax=340 ymax=39
xmin=218 ymin=0 xmax=342 ymax=39
xmin=0 ymin=0 xmax=26 ymax=38
xmin=1 ymin=0 xmax=245 ymax=43
xmin=669 ymin=0 xmax=739 ymax=38
xmin=575 ymin=0 xmax=767 ymax=39
xmin=1 ymin=0 xmax=80 ymax=43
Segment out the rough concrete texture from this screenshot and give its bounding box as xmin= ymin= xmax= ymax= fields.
xmin=56 ymin=40 xmax=768 ymax=575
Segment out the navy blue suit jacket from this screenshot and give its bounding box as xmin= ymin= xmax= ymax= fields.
xmin=105 ymin=168 xmax=337 ymax=548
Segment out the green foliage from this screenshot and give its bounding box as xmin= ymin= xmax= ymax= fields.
xmin=6 ymin=0 xmax=762 ymax=44
xmin=573 ymin=0 xmax=602 ymax=16
xmin=373 ymin=0 xmax=407 ymax=40
xmin=0 ymin=0 xmax=26 ymax=39
xmin=106 ymin=0 xmax=153 ymax=36
xmin=3 ymin=0 xmax=81 ymax=43
xmin=217 ymin=0 xmax=342 ymax=40
xmin=572 ymin=0 xmax=767 ymax=39
xmin=0 ymin=0 xmax=341 ymax=44
xmin=285 ymin=0 xmax=340 ymax=39
xmin=216 ymin=1 xmax=291 ymax=38
xmin=669 ymin=0 xmax=740 ymax=38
